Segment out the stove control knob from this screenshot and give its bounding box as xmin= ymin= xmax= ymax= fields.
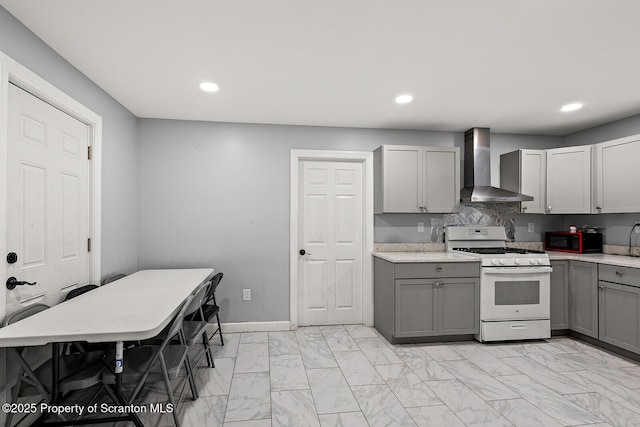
xmin=491 ymin=259 xmax=499 ymax=265
xmin=514 ymin=258 xmax=521 ymax=265
xmin=499 ymin=259 xmax=506 ymax=265
xmin=538 ymin=258 xmax=546 ymax=265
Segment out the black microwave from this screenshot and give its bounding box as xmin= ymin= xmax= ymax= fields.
xmin=544 ymin=232 xmax=603 ymax=254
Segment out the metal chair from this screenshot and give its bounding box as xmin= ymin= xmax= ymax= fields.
xmin=4 ymin=304 xmax=107 ymax=427
xmin=102 ymin=273 xmax=127 ymax=285
xmin=182 ymin=281 xmax=215 ymax=368
xmin=191 ymin=272 xmax=224 ymax=346
xmin=4 ymin=304 xmax=51 ymax=427
xmin=101 ymin=290 xmax=201 ymax=427
xmin=64 ymin=284 xmax=99 ymax=301
xmin=62 ymin=284 xmax=101 ymax=354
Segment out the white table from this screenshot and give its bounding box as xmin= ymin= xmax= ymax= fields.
xmin=0 ymin=268 xmax=214 ymax=426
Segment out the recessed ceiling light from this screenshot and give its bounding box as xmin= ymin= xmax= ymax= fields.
xmin=560 ymin=102 xmax=583 ymax=112
xmin=395 ymin=94 xmax=414 ymax=104
xmin=199 ymin=82 xmax=219 ymax=93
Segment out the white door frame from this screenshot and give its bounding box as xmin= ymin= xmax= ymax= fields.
xmin=0 ymin=51 xmax=102 ymax=418
xmin=290 ymin=149 xmax=373 ymax=329
xmin=0 ymin=51 xmax=103 ymax=313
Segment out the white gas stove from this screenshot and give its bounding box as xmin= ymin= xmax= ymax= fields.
xmin=445 ymin=226 xmax=552 ymax=342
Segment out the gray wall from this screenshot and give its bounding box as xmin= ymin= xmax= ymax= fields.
xmin=137 ymin=119 xmax=565 ymax=322
xmin=0 ymin=7 xmax=139 ymax=278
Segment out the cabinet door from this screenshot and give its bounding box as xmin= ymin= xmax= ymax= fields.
xmin=547 ymin=146 xmax=592 ymax=214
xmin=382 ymin=146 xmax=422 ymax=213
xmin=598 ymin=281 xmax=640 ymax=353
xmin=439 ymin=278 xmax=479 ymax=335
xmin=423 ymin=147 xmax=460 ymax=213
xmin=395 ymin=279 xmax=437 ymax=337
xmin=569 ymin=261 xmax=598 ymax=338
xmin=550 ymin=261 xmax=569 ymax=330
xmin=595 ymin=137 xmax=640 ymax=213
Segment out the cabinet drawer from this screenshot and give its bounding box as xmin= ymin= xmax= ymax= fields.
xmin=599 ymin=264 xmax=640 ymax=287
xmin=395 ymin=262 xmax=479 ymax=279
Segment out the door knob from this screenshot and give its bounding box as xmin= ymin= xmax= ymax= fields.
xmin=299 ymin=249 xmax=312 ymax=256
xmin=6 ymin=277 xmax=37 ymax=290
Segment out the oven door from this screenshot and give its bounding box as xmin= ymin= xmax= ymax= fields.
xmin=480 ymin=266 xmax=551 ymax=321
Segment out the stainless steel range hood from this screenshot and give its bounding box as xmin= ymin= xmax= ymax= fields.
xmin=460 ymin=127 xmax=533 ymax=203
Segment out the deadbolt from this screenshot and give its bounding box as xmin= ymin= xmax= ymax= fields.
xmin=7 ymin=252 xmax=17 ymax=264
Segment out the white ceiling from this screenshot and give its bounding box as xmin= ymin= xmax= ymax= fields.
xmin=2 ymin=0 xmax=640 ymax=135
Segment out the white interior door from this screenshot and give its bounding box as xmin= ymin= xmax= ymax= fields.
xmin=299 ymin=160 xmax=364 ymax=325
xmin=6 ymin=83 xmax=90 ymax=314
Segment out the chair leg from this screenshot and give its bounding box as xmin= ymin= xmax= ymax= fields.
xmin=4 ymin=368 xmax=23 ymax=427
xmin=183 ymin=358 xmax=199 ymax=401
xmin=216 ymin=313 xmax=224 ymax=346
xmin=159 ymin=353 xmax=181 ymax=427
xmin=202 ymin=332 xmax=215 ymax=368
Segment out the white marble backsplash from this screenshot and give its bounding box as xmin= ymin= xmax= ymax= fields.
xmin=603 ymin=245 xmax=640 ymax=257
xmin=373 ymin=243 xmax=445 ymax=252
xmin=505 ymin=242 xmax=544 ymax=251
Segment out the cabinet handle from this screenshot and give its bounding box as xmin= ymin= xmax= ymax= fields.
xmin=615 ymin=271 xmax=623 ymax=277
xmin=436 ymin=265 xmax=442 ymax=272
xmin=433 ymin=282 xmax=441 ymax=288
xmin=596 ymin=206 xmax=602 ymax=212
xmin=522 ymin=206 xmax=527 ymax=211
xmin=598 ymin=285 xmax=604 ymax=290
xmin=547 ymin=206 xmax=552 ymax=213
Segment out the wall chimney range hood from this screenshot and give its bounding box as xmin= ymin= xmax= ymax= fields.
xmin=460 ymin=127 xmax=534 ymax=203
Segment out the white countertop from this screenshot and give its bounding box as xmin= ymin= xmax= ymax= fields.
xmin=374 ymin=250 xmax=640 ymax=269
xmin=373 ymin=252 xmax=480 ymax=263
xmin=547 ymin=252 xmax=640 ymax=268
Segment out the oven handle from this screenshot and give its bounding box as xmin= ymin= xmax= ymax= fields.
xmin=483 ymin=266 xmax=553 ymax=274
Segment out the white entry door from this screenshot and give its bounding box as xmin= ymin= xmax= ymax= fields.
xmin=5 ymin=83 xmax=90 ymax=314
xmin=298 ymin=160 xmax=364 ymax=325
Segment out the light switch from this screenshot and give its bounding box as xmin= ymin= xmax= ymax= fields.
xmin=528 ymin=223 xmax=535 ymax=232
xmin=243 ymin=289 xmax=251 ymax=301
xmin=418 ymin=222 xmax=424 ymax=232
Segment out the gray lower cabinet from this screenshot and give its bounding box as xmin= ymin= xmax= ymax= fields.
xmin=569 ymin=261 xmax=599 ymax=338
xmin=394 ymin=277 xmax=479 ymax=338
xmin=598 ymin=281 xmax=640 ymax=353
xmin=395 ymin=279 xmax=437 ymax=337
xmin=374 ymin=257 xmax=479 ymax=342
xmin=550 ymin=261 xmax=569 ymax=330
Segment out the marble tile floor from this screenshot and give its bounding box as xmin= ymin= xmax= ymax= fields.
xmin=89 ymin=326 xmax=640 ymax=426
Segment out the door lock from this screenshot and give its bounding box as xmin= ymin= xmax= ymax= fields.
xmin=6 ymin=277 xmax=37 ymax=290
xmin=6 ymin=252 xmax=17 ymax=264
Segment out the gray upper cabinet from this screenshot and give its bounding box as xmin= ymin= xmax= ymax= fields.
xmin=550 ymin=260 xmax=569 ymax=330
xmin=594 ymin=135 xmax=640 ymax=213
xmin=569 ymin=261 xmax=598 ymax=338
xmin=374 ymin=145 xmax=460 ymax=214
xmin=546 ymin=146 xmax=592 ymax=214
xmin=500 ymin=149 xmax=547 ymax=214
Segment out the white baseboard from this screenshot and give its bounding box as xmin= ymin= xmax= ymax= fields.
xmin=221 ymin=321 xmax=291 ymax=333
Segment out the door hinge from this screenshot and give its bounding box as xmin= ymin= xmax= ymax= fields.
xmin=88 ymin=146 xmax=92 ymax=160
xmin=87 ymin=238 xmax=92 ymax=252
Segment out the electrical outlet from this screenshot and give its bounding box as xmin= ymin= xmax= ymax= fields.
xmin=243 ymin=289 xmax=251 ymax=301
xmin=418 ymin=222 xmax=424 ymax=232
xmin=528 ymin=223 xmax=535 ymax=233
